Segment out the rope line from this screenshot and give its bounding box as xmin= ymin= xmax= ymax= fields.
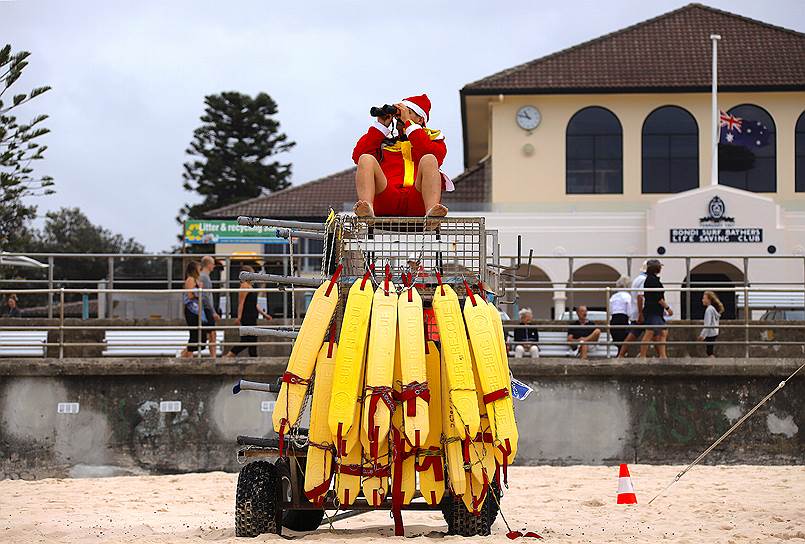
xmin=647 ymin=361 xmax=805 ymax=505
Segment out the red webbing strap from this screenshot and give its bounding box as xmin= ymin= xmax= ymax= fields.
xmin=390 ymin=427 xmax=405 ymax=536
xmin=397 ymin=381 xmax=430 ymax=417
xmin=327 ymin=322 xmax=336 ymax=358
xmin=324 ymin=264 xmax=342 ymax=297
xmin=498 ymin=438 xmax=512 ymax=486
xmin=278 ymin=419 xmax=287 ymax=457
xmin=463 ymin=280 xmax=477 ymax=306
xmin=304 ymin=451 xmax=334 ymax=504
xmin=360 ymin=264 xmax=374 ymax=290
xmin=365 ymin=385 xmax=395 ymax=459
xmin=282 ymin=371 xmax=310 ymax=386
xmin=384 ymin=264 xmax=390 ymax=295
xmin=435 ymin=270 xmax=445 ymax=296
xmin=338 ymin=463 xmax=390 ymax=478
xmin=402 ymin=272 xmax=413 ymax=302
xmin=483 ymin=387 xmax=509 ymax=405
xmin=473 ymin=431 xmax=495 ymax=443
xmin=462 ymin=429 xmax=471 ymax=466
xmin=414 ymin=448 xmax=445 ymax=482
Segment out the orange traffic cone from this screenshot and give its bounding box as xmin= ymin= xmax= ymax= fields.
xmin=616 ymin=463 xmax=637 ymax=504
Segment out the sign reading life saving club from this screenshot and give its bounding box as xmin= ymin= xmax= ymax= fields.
xmin=670 ymin=196 xmax=763 ymax=244
xmin=184 ymin=220 xmax=281 ymax=245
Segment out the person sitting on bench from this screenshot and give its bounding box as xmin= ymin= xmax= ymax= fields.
xmin=566 ymin=306 xmax=601 ymax=359
xmin=352 ymin=94 xmax=453 ymax=218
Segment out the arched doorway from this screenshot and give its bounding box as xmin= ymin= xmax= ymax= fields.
xmin=511 ymin=264 xmax=553 ymax=320
xmin=570 ymin=263 xmax=620 ymax=312
xmin=682 ymin=261 xmax=745 ymax=319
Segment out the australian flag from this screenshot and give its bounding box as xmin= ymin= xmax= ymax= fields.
xmin=719 ymin=111 xmax=771 ymax=148
xmin=719 ymin=111 xmax=770 ymax=172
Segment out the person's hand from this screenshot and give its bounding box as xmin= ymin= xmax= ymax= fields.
xmin=264 ymin=313 xmax=273 ymax=321
xmin=213 ymin=313 xmax=220 ymax=322
xmin=377 ymin=113 xmax=393 ymax=127
xmin=697 ymin=335 xmax=704 ymax=342
xmin=665 ymin=307 xmax=674 ymax=317
xmin=395 ymin=103 xmax=413 ymax=124
xmin=234 ymin=318 xmax=241 ymax=325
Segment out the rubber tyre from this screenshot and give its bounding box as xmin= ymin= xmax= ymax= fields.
xmin=275 ymin=457 xmax=325 ymax=532
xmin=440 ymin=478 xmax=500 ymax=537
xmin=235 ymin=460 xmax=282 ymax=537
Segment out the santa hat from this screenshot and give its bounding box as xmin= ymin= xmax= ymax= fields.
xmin=401 ymin=94 xmax=431 ymax=123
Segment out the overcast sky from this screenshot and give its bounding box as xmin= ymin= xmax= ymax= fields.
xmin=3 ymin=0 xmax=803 ymax=251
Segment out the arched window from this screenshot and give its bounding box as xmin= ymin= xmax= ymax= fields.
xmin=642 ymin=106 xmax=699 ymax=193
xmin=796 ymin=111 xmax=805 ymax=193
xmin=718 ymin=104 xmax=776 ymax=192
xmin=566 ymin=107 xmax=622 ymax=194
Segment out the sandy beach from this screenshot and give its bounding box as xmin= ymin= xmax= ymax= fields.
xmin=1 ymin=465 xmax=803 ymax=544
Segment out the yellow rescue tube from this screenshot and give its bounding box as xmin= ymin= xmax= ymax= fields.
xmin=432 ymin=283 xmax=479 ymax=437
xmin=461 ymin=470 xmax=492 ymax=515
xmin=469 ymin=348 xmax=497 ymax=486
xmin=329 ymin=277 xmax=374 ymax=450
xmin=440 ymin=349 xmax=466 ymax=495
xmin=397 ymin=285 xmax=429 ymax=448
xmin=361 ymin=281 xmax=398 ymax=457
xmin=273 ymin=278 xmax=339 ymax=433
xmin=391 ymin=333 xmax=415 ymax=506
xmin=463 ymin=291 xmax=519 ymax=465
xmin=361 ymin=442 xmax=389 ymax=507
xmin=335 ymin=370 xmax=364 ymax=507
xmin=487 ymin=299 xmax=518 ymax=465
xmin=303 ymin=341 xmax=337 ymax=504
xmin=416 ymin=340 xmax=445 ymax=506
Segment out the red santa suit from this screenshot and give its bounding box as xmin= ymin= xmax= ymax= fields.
xmin=352 ymin=94 xmax=453 ymax=217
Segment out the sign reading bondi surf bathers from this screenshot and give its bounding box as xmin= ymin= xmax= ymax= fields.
xmin=184 ymin=219 xmax=282 ymax=244
xmin=669 ymin=195 xmax=763 ymax=244
xmin=670 ymin=227 xmax=763 ymax=243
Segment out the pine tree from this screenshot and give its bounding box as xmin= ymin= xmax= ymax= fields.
xmin=0 ymin=44 xmax=54 ymax=249
xmin=177 ymin=92 xmax=295 ymax=224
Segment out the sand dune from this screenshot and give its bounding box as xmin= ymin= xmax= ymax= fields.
xmin=1 ymin=465 xmax=803 ymax=543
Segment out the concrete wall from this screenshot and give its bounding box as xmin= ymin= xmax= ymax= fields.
xmin=0 ymin=358 xmax=801 ymax=479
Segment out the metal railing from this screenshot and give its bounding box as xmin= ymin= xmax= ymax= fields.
xmin=1 ymin=284 xmax=804 ymax=359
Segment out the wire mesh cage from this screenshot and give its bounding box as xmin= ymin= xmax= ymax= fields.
xmin=322 ymin=215 xmax=488 ymax=301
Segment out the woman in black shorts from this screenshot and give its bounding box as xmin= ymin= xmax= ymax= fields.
xmin=226 ymin=266 xmax=272 ymax=357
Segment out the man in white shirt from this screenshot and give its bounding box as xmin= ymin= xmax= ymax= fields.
xmin=619 ymin=261 xmax=647 ymax=357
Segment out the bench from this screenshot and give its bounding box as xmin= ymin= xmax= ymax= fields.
xmin=507 ymin=330 xmax=616 ymax=358
xmin=0 ymin=330 xmax=48 ymax=357
xmin=102 ymin=330 xmax=224 ymax=357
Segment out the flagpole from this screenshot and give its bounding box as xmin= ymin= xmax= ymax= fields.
xmin=710 ymin=34 xmax=721 ymax=186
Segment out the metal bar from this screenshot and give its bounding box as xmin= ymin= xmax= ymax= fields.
xmin=107 ymin=256 xmax=115 ymax=318
xmin=47 ymin=256 xmax=55 ymax=319
xmin=240 ymin=272 xmax=321 ymax=287
xmin=239 ymin=326 xmax=298 ymax=339
xmin=59 ymin=288 xmax=64 ymax=359
xmin=275 ymin=228 xmax=326 ymax=241
xmin=167 ymin=255 xmax=173 ymax=290
xmin=237 ymin=216 xmax=326 ymax=231
xmin=605 ymin=286 xmax=611 ymax=358
xmin=568 ymin=257 xmax=575 ymax=315
xmin=743 ymin=285 xmax=750 ymax=359
xmin=685 ymin=257 xmax=691 ymax=319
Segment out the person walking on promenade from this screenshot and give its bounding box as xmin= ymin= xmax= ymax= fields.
xmin=198 ymin=256 xmax=221 ymax=358
xmin=226 ymin=266 xmax=273 ymax=357
xmin=180 ymin=261 xmax=208 ymax=358
xmin=609 ymin=276 xmax=632 ymax=357
xmin=639 ymin=259 xmax=673 ymax=359
xmin=698 ymin=290 xmax=724 ymax=357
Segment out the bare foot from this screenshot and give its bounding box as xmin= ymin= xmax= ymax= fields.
xmin=354 ymin=200 xmax=375 ymax=217
xmin=224 ymin=352 xmax=235 ymax=358
xmin=425 ymin=203 xmax=448 ymax=217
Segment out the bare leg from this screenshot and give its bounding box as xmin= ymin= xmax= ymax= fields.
xmin=355 ymin=154 xmax=387 ymax=216
xmin=639 ymin=331 xmax=654 ymax=358
xmin=579 ymin=342 xmax=589 ymax=359
xmin=414 ymin=154 xmax=447 ymax=217
xmin=657 ymin=329 xmax=669 ymax=358
xmin=618 ymin=332 xmax=636 ymax=358
xmin=208 ymin=331 xmax=217 ymax=358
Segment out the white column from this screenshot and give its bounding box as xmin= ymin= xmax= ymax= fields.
xmin=710 ymin=34 xmax=721 ymax=186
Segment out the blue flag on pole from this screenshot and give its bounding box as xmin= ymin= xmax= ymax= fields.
xmin=719 ymin=111 xmax=770 ymax=149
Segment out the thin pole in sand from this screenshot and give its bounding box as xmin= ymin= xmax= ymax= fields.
xmin=648 ymin=361 xmax=805 ymax=505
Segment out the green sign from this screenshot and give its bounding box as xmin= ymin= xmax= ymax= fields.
xmin=184 ymin=220 xmax=282 ymax=245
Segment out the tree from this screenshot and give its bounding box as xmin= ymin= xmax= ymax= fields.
xmin=177 ymin=92 xmax=295 ymax=225
xmin=0 ymin=44 xmax=54 ymax=250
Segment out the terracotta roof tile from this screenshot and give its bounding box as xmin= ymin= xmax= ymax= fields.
xmin=463 ymin=4 xmax=805 ymax=93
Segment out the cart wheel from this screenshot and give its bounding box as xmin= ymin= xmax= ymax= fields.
xmin=275 ymin=457 xmax=325 ymax=532
xmin=235 ymin=460 xmax=282 ymax=537
xmin=440 ymin=478 xmax=501 ymax=537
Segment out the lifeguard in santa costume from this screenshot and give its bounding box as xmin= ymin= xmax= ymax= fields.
xmin=352 ymin=94 xmax=453 ymax=217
